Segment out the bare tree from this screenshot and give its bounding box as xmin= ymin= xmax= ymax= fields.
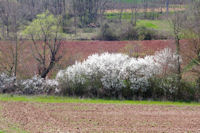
xmin=98 ymin=0 xmax=110 ymax=25
xmin=182 ymin=1 xmax=200 ymax=87
xmin=130 ymin=0 xmax=139 ymax=26
xmin=72 ymin=0 xmax=110 ymax=26
xmin=170 ymin=12 xmax=183 ymax=81
xmin=0 ymin=0 xmax=12 ymax=39
xmin=0 ymin=0 xmax=25 ymax=77
xmin=166 ymin=0 xmax=169 ymax=16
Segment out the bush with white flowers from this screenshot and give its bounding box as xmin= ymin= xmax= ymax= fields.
xmin=0 ymin=74 xmax=59 ymax=95
xmin=56 ymin=48 xmax=179 ymax=97
xmin=0 ymin=73 xmax=16 ymax=93
xmin=153 ymin=48 xmax=180 ymax=75
xmin=19 ymin=75 xmax=59 ymax=95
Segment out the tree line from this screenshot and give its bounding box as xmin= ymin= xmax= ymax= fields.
xmin=0 ymin=0 xmax=188 ymax=39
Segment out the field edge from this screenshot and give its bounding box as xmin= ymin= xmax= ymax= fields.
xmin=0 ymin=95 xmax=199 ymax=106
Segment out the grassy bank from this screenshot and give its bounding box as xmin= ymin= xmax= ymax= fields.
xmin=0 ymin=95 xmax=199 ymax=106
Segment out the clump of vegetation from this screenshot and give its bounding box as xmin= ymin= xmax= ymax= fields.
xmin=96 ymin=23 xmax=118 ymax=41
xmin=55 ymin=47 xmax=200 ymax=101
xmin=0 ymin=73 xmax=16 ymax=94
xmin=119 ymin=25 xmax=138 ymax=40
xmin=0 ymin=73 xmax=60 ymax=95
xmin=148 ymin=76 xmax=198 ymax=101
xmin=96 ymin=23 xmax=168 ymax=41
xmin=120 ymin=25 xmax=168 ymax=40
xmin=56 ymin=48 xmax=180 ymax=99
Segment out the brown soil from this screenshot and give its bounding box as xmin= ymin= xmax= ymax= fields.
xmin=0 ymin=101 xmax=200 ymax=133
xmin=0 ymin=40 xmax=175 ymax=78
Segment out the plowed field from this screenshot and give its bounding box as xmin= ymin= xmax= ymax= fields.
xmin=0 ymin=101 xmax=200 ymax=133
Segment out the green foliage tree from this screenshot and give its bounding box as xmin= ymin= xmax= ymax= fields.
xmin=24 ymin=11 xmax=63 ymax=78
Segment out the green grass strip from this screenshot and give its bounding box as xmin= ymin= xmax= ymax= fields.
xmin=0 ymin=95 xmax=199 ymax=106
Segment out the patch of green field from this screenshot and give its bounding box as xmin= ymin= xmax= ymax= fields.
xmin=0 ymin=127 xmax=27 ymax=133
xmin=136 ymin=19 xmax=172 ymax=32
xmin=137 ymin=20 xmax=158 ymax=29
xmin=106 ymin=13 xmax=172 ymax=32
xmin=0 ymin=95 xmax=199 ymax=106
xmin=106 ymin=12 xmax=162 ymax=20
xmin=106 ymin=15 xmax=172 ymax=32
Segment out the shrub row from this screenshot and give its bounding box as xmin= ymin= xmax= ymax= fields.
xmin=56 ymin=48 xmax=186 ymax=100
xmin=96 ymin=23 xmax=168 ymax=41
xmin=148 ymin=76 xmax=199 ymax=101
xmin=1 ymin=48 xmax=199 ymax=101
xmin=0 ymin=74 xmax=59 ymax=95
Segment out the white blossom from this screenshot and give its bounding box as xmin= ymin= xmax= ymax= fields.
xmin=56 ymin=48 xmax=179 ymax=92
xmin=0 ymin=73 xmax=16 ymax=89
xmin=20 ymin=75 xmax=59 ymax=94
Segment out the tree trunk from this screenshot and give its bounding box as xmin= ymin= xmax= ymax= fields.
xmin=134 ymin=8 xmax=137 ymax=26
xmin=166 ymin=0 xmax=169 ymax=16
xmin=119 ymin=8 xmax=123 ymax=23
xmin=14 ymin=34 xmax=18 ymax=77
xmin=41 ymin=56 xmax=56 ymax=78
xmin=175 ymin=36 xmax=181 ymax=81
xmin=131 ymin=8 xmax=134 ymax=25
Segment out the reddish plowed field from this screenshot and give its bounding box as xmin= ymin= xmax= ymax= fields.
xmin=0 ymin=101 xmax=200 ymax=133
xmin=61 ymin=40 xmax=175 ymax=58
xmin=0 ymin=40 xmax=176 ymax=77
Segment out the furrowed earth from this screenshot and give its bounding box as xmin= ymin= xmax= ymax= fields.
xmin=0 ymin=101 xmax=200 ymax=133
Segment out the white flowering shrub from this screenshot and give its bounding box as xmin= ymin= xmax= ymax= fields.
xmin=57 ymin=53 xmax=129 ymax=96
xmin=0 ymin=73 xmax=16 ymax=93
xmin=147 ymin=48 xmax=182 ymax=100
xmin=19 ymin=75 xmax=59 ymax=95
xmin=57 ymin=48 xmax=179 ymax=98
xmin=119 ymin=57 xmax=156 ymax=92
xmin=154 ymin=48 xmax=180 ymax=75
xmin=0 ymin=74 xmax=59 ymax=95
